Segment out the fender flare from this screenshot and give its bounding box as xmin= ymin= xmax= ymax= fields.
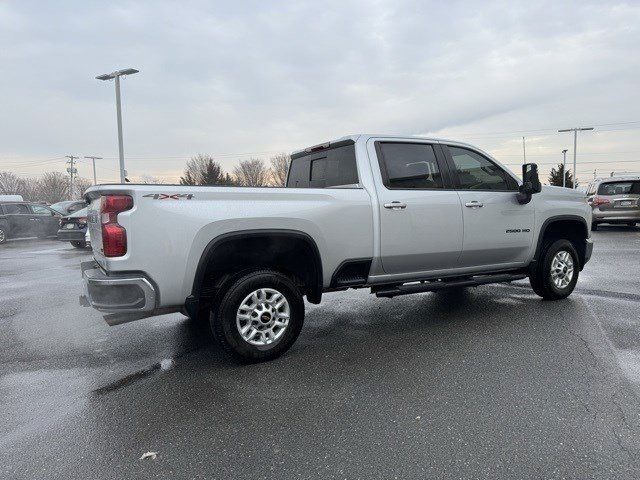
xmin=185 ymin=229 xmax=323 ymax=316
xmin=532 ymin=215 xmax=589 ymax=265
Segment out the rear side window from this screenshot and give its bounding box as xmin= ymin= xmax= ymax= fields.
xmin=377 ymin=142 xmax=444 ymax=189
xmin=287 ymin=143 xmax=358 ymax=188
xmin=597 ymin=181 xmax=640 ymax=195
xmin=4 ymin=203 xmax=29 ymax=214
xmin=448 ymin=146 xmax=518 ymax=191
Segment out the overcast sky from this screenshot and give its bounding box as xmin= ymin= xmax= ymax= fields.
xmin=1 ymin=0 xmax=639 ymax=184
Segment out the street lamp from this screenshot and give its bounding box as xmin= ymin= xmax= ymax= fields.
xmin=558 ymin=127 xmax=594 ymax=189
xmin=96 ymin=68 xmax=139 ymax=183
xmin=562 ymin=149 xmax=568 ymax=188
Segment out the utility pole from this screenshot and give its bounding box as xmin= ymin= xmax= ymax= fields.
xmin=96 ymin=68 xmax=139 ymax=183
xmin=562 ymin=149 xmax=568 ymax=188
xmin=522 ymin=136 xmax=526 ymax=164
xmin=65 ymin=155 xmax=78 ymax=199
xmin=84 ymin=156 xmax=103 ymax=185
xmin=558 ymin=127 xmax=594 ymax=189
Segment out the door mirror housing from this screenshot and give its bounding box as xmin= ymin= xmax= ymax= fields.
xmin=517 ymin=163 xmax=542 ymax=204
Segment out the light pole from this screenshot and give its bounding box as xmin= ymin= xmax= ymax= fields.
xmin=558 ymin=126 xmax=594 ymax=189
xmin=562 ymin=149 xmax=568 ymax=188
xmin=84 ymin=156 xmax=103 ymax=185
xmin=96 ymin=68 xmax=139 ymax=183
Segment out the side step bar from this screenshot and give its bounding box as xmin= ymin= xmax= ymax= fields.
xmin=373 ymin=273 xmax=527 ymax=298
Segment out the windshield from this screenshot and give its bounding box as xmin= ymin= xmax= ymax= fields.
xmin=597 ymin=181 xmax=640 ymax=195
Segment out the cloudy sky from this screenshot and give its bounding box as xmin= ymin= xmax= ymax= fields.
xmin=1 ymin=0 xmax=639 ymax=184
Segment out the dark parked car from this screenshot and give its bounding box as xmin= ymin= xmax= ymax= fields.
xmin=57 ymin=207 xmax=89 ymax=248
xmin=50 ymin=200 xmax=86 ymax=216
xmin=0 ymin=202 xmax=62 ymax=244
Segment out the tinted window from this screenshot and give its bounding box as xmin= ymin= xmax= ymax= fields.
xmin=378 ymin=143 xmax=443 ymax=189
xmin=287 ymin=143 xmax=358 ymax=188
xmin=4 ymin=203 xmax=30 ymax=214
xmin=597 ymin=181 xmax=640 ymax=195
xmin=31 ymin=205 xmax=53 ymax=215
xmin=449 ymin=146 xmax=517 ymax=191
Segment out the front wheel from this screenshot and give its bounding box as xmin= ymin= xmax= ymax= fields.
xmin=211 ymin=270 xmax=305 ymax=363
xmin=529 ymin=239 xmax=579 ymax=300
xmin=0 ymin=227 xmax=7 ymax=244
xmin=70 ymin=240 xmax=87 ymax=248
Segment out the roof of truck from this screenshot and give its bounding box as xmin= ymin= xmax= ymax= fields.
xmin=291 ymin=134 xmax=479 ymax=156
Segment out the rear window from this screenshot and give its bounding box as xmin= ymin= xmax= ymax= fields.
xmin=597 ymin=181 xmax=640 ymax=195
xmin=287 ymin=142 xmax=358 ymax=188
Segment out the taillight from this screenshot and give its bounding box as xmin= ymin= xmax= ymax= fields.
xmin=101 ymin=195 xmax=133 ymax=257
xmin=592 ymin=196 xmax=610 ymax=207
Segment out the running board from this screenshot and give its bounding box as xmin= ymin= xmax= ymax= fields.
xmin=373 ymin=273 xmax=527 ymax=298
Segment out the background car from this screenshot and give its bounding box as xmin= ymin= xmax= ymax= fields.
xmin=0 ymin=201 xmax=61 ymax=244
xmin=57 ymin=207 xmax=90 ymax=248
xmin=50 ymin=200 xmax=86 ymax=216
xmin=586 ymin=176 xmax=640 ymax=230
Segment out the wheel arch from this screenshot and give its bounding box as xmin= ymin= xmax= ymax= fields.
xmin=533 ymin=215 xmax=589 ymax=269
xmin=185 ymin=229 xmax=323 ymax=318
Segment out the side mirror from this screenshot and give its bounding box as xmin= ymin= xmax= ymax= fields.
xmin=517 ymin=163 xmax=542 ymax=204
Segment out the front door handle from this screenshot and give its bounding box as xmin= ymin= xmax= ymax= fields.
xmin=384 ymin=201 xmax=407 ymax=210
xmin=465 ymin=201 xmax=484 ymax=208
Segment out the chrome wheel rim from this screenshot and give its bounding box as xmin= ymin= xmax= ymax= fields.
xmin=0 ymin=229 xmax=5 ymax=243
xmin=550 ymin=250 xmax=574 ymax=289
xmin=236 ymin=288 xmax=290 ymax=346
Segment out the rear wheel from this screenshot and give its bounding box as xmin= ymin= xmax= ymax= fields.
xmin=211 ymin=270 xmax=304 ymax=363
xmin=0 ymin=227 xmax=6 ymax=244
xmin=529 ymin=239 xmax=579 ymax=300
xmin=70 ymin=240 xmax=87 ymax=248
xmin=591 ymin=222 xmax=598 ymax=231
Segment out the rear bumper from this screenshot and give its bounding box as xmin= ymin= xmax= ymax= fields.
xmin=80 ymin=260 xmax=157 ymax=314
xmin=592 ymin=209 xmax=640 ymax=222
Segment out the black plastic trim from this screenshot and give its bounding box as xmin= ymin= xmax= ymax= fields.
xmin=329 ymin=258 xmax=373 ymax=288
xmin=188 ymin=229 xmax=324 ymax=316
xmin=532 ymin=215 xmax=590 ymax=268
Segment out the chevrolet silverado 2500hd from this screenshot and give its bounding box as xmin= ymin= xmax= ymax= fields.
xmin=80 ymin=134 xmax=593 ymax=362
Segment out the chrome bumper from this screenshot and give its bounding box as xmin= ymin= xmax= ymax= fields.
xmin=80 ymin=260 xmax=157 ymax=314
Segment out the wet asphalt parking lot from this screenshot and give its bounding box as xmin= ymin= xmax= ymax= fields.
xmin=1 ymin=227 xmax=640 ymax=479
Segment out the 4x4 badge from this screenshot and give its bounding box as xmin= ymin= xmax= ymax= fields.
xmin=142 ymin=194 xmax=194 ymax=200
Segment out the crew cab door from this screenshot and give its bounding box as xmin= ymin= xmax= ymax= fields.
xmin=442 ymin=144 xmax=534 ymax=267
xmin=3 ymin=203 xmax=33 ymax=238
xmin=370 ymin=139 xmax=463 ymax=275
xmin=31 ymin=204 xmax=61 ymax=237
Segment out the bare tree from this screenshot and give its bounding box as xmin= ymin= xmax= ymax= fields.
xmin=73 ymin=177 xmax=93 ymax=199
xmin=233 ymin=158 xmax=269 ymax=187
xmin=20 ymin=177 xmax=41 ymax=202
xmin=269 ymin=153 xmax=290 ymax=186
xmin=0 ymin=172 xmax=24 ymax=195
xmin=180 ymin=154 xmax=235 ymax=186
xmin=38 ymin=172 xmax=70 ymax=204
xmin=139 ymin=174 xmax=165 ymax=184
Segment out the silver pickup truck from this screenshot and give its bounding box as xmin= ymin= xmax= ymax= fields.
xmin=81 ymin=134 xmax=593 ymax=362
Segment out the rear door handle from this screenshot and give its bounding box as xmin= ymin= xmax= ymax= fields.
xmin=384 ymin=201 xmax=407 ymax=210
xmin=465 ymin=201 xmax=483 ymax=208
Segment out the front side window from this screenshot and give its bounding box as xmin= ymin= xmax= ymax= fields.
xmin=448 ymin=146 xmax=517 ymax=191
xmin=4 ymin=203 xmax=30 ymax=214
xmin=31 ymin=205 xmax=53 ymax=215
xmin=377 ymin=142 xmax=444 ymax=189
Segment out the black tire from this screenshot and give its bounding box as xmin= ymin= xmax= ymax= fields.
xmin=628 ymin=222 xmax=637 ymax=227
xmin=0 ymin=226 xmax=7 ymax=244
xmin=529 ymin=239 xmax=579 ymax=300
xmin=591 ymin=222 xmax=598 ymax=231
xmin=70 ymin=240 xmax=87 ymax=248
xmin=211 ymin=270 xmax=304 ymax=363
